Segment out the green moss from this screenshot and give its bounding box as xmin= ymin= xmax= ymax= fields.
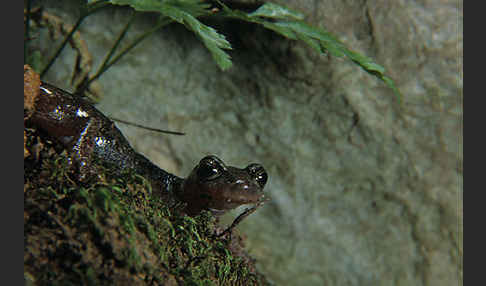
xmin=24 ymin=126 xmax=270 ymax=285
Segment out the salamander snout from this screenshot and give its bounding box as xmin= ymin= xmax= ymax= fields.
xmin=180 ymin=155 xmax=268 ymax=214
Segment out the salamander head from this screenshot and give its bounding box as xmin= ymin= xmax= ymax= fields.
xmin=179 ymin=155 xmax=268 ymax=215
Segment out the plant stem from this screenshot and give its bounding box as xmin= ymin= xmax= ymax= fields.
xmin=40 ymin=4 xmax=108 ymax=78
xmin=99 ymin=11 xmax=137 ymax=74
xmin=96 ymin=17 xmax=172 ymax=78
xmin=40 ymin=14 xmax=87 ymax=78
xmin=110 ymin=117 xmax=185 ymax=135
xmin=79 ymin=17 xmax=172 ymax=93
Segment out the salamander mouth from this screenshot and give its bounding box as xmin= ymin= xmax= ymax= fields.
xmin=217 ymin=190 xmax=263 ymax=209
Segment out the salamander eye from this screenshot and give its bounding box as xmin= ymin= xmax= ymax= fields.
xmin=197 ymin=156 xmax=224 ymax=181
xmin=246 ymin=163 xmax=268 ymax=188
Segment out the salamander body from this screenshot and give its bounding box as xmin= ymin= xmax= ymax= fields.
xmin=27 ymin=81 xmax=268 ymax=216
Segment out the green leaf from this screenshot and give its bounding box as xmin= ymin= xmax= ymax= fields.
xmin=295 ymin=33 xmax=322 ymax=54
xmin=109 ymin=0 xmax=232 ymax=70
xmin=382 ymin=76 xmax=402 ymax=104
xmin=109 ymin=0 xmax=209 ymax=17
xmin=342 ymin=49 xmax=385 ymax=74
xmin=261 ymin=22 xmax=297 ymax=40
xmin=109 ymin=0 xmax=204 ymax=16
xmin=87 ymin=0 xmax=107 ymax=4
xmin=109 ymin=0 xmax=163 ymax=11
xmin=249 ymin=2 xmax=304 ymax=21
xmin=107 ymin=1 xmax=400 ymax=98
xmin=162 ymin=6 xmax=233 ymax=70
xmin=216 ymin=2 xmax=401 ymax=99
xmin=274 ymin=21 xmax=346 ymax=58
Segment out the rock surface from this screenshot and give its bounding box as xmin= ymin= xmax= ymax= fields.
xmin=33 ymin=0 xmax=462 ymax=285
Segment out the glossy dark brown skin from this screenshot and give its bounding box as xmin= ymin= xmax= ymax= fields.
xmin=28 ymin=82 xmax=268 ymax=216
xmin=179 ymin=155 xmax=267 ymax=215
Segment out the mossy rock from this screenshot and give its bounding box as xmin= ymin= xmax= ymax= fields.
xmin=24 ymin=125 xmax=270 ymax=285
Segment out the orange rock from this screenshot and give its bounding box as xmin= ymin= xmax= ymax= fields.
xmin=24 ymin=65 xmax=40 ymax=118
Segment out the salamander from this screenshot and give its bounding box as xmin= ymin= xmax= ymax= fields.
xmin=25 ymin=78 xmax=268 ymax=217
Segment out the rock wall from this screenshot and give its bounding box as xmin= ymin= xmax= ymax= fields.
xmin=36 ymin=0 xmax=462 ymax=285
